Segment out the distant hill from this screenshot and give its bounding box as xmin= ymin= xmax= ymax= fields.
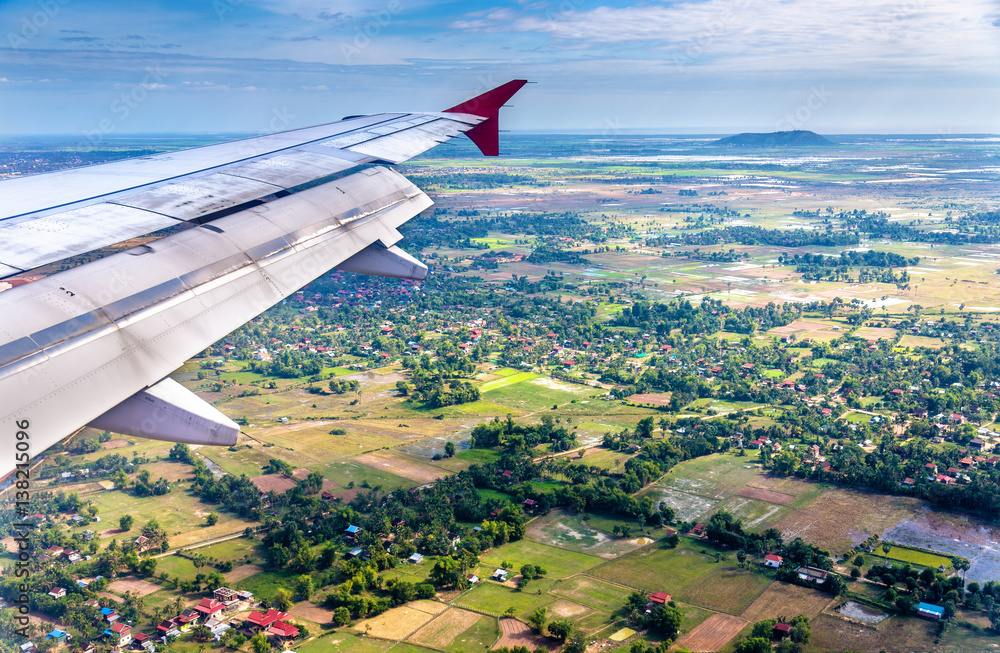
xmin=714 ymin=130 xmax=834 ymax=147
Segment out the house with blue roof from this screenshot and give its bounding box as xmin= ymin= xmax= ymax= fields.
xmin=45 ymin=629 xmax=70 ymax=643
xmin=917 ymin=602 xmax=945 ymax=620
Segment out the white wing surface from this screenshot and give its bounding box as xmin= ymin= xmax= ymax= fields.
xmin=0 ymin=80 xmax=528 ymax=477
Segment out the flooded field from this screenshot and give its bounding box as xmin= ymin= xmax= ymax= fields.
xmin=525 ymin=510 xmax=649 ymax=558
xmin=883 ymin=512 xmax=1000 ymax=584
xmin=399 ymin=434 xmax=471 ymax=458
xmin=648 ymin=487 xmax=719 ymax=522
xmin=836 ymin=601 xmax=889 ymax=624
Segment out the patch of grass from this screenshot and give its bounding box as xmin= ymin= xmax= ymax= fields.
xmin=193 ymin=537 xmax=259 ymax=562
xmin=445 ymin=615 xmax=499 ymax=653
xmin=483 ymin=377 xmax=587 ymax=412
xmin=677 ymin=603 xmax=714 ymax=636
xmin=882 ymin=545 xmax=953 ymax=569
xmin=939 ymin=621 xmax=1000 ymax=651
xmin=521 ymin=480 xmax=567 ymax=494
xmin=234 ymin=568 xmax=301 ymax=602
xmin=456 ymin=448 xmax=502 ymax=464
xmin=569 ymin=448 xmax=637 ymax=471
xmin=589 ymin=540 xmax=721 ymax=594
xmin=477 ymin=488 xmax=514 ymax=503
xmin=551 ymin=576 xmax=633 ymax=614
xmin=297 ymin=632 xmax=392 ymax=653
xmin=456 ymin=579 xmax=557 ymax=619
xmin=155 ymin=554 xmax=199 ymax=582
xmin=675 ymin=567 xmax=771 ymax=613
xmin=389 ymin=644 xmax=440 ymax=653
xmin=481 ymin=539 xmax=604 ymax=579
xmin=479 ymin=372 xmax=539 ymax=392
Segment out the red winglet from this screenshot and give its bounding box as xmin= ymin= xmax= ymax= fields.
xmin=443 ymin=79 xmax=528 ymax=156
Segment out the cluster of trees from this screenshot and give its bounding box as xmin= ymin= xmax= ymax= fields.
xmin=327 ymin=379 xmax=360 ymax=394
xmin=863 ymin=562 xmax=968 ymax=618
xmin=245 ymin=348 xmax=323 ymax=378
xmin=615 ymin=298 xmax=800 ymax=336
xmin=663 ymin=225 xmax=859 ymax=248
xmin=735 ymin=616 xmax=811 ymax=653
xmin=471 ymin=414 xmax=577 ymax=453
xmin=401 ymin=352 xmax=481 ymax=408
xmin=624 ymin=592 xmax=684 ymax=640
xmin=406 ymin=171 xmax=537 ymax=190
xmin=783 ymin=250 xmax=917 ymax=269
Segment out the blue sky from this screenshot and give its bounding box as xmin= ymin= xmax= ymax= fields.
xmin=1 ymin=0 xmax=999 ymax=134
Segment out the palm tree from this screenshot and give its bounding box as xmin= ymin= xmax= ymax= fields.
xmin=882 ymin=543 xmax=891 ymax=564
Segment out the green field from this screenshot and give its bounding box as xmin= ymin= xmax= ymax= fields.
xmin=480 ymin=539 xmax=604 ymax=579
xmin=675 ymin=566 xmax=772 ymax=614
xmin=589 ymin=540 xmax=722 ymax=594
xmin=154 ymin=554 xmax=200 ymax=583
xmin=457 ymin=578 xmax=557 ymax=619
xmin=298 ymin=633 xmax=392 ymax=653
xmin=83 ymin=488 xmax=257 ymax=543
xmin=677 ymin=603 xmax=714 ymax=635
xmin=479 ymin=371 xmax=539 ymax=392
xmin=444 ymin=615 xmax=499 ymax=653
xmin=234 ymin=568 xmax=302 ymax=602
xmin=477 ymin=488 xmax=514 ymax=503
xmin=570 ymin=447 xmax=637 ymax=470
xmin=883 ymin=545 xmax=953 ymax=569
xmin=456 ymin=448 xmax=503 ymax=464
xmin=193 ymin=537 xmax=259 ymax=562
xmin=550 ymin=576 xmax=633 ymax=613
xmin=482 ymin=377 xmax=588 ymax=412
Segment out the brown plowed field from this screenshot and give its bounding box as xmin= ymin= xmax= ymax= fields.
xmin=225 ymin=564 xmax=263 ymax=583
xmin=106 ymin=577 xmax=161 ymax=597
xmin=494 ymin=619 xmax=560 ymax=652
xmin=353 ymin=451 xmax=447 ymax=484
xmin=737 ymin=486 xmax=794 ymax=505
xmin=674 ymin=613 xmax=748 ymax=652
xmin=740 ymin=582 xmax=834 ymax=622
xmin=409 ymin=608 xmax=482 ymax=648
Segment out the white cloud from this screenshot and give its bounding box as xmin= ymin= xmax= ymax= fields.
xmin=450 ymin=0 xmax=1000 ymax=73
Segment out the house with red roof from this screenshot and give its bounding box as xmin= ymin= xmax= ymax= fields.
xmin=266 ymin=621 xmax=300 ymax=642
xmin=176 ymin=609 xmax=200 ymax=630
xmin=764 ymin=554 xmax=783 ymax=568
xmin=648 ymin=592 xmax=671 ymax=604
xmin=156 ymin=619 xmax=180 ymax=639
xmin=246 ymin=609 xmax=288 ymax=633
xmin=104 ymin=623 xmax=131 ymax=648
xmin=193 ymin=598 xmax=224 ymax=621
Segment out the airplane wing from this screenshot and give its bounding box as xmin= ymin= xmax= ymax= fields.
xmin=0 ymin=80 xmax=528 ymax=478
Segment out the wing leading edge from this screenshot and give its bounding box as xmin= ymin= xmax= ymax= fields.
xmin=0 ymin=79 xmax=527 ymax=278
xmin=0 ymin=80 xmax=528 ymax=478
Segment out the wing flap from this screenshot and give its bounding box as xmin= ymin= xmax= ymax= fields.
xmin=0 ymin=203 xmax=179 ymax=271
xmin=223 ymin=150 xmax=357 ymax=188
xmin=88 ymin=377 xmax=240 ymax=446
xmin=111 ymin=173 xmax=283 ymax=220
